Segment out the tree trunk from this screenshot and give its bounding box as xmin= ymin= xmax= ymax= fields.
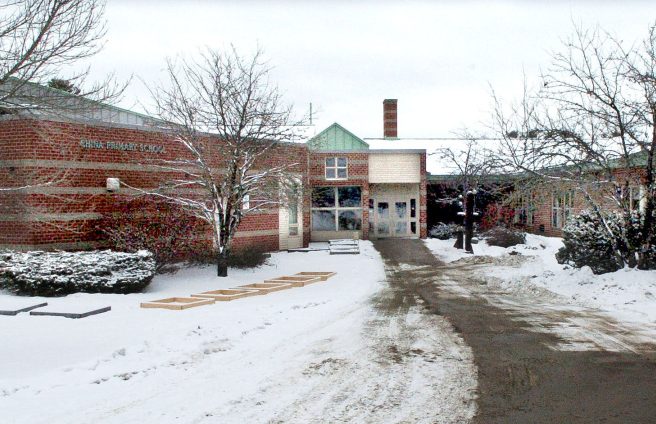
xmin=464 ymin=191 xmax=475 ymax=254
xmin=217 ymin=249 xmax=229 ymax=277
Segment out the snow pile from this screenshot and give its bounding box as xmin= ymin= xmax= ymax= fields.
xmin=0 ymin=250 xmax=156 ymax=296
xmin=424 ymin=237 xmax=511 ymax=262
xmin=425 ymin=234 xmax=656 ymax=325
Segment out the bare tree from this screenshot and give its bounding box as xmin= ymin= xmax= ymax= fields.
xmin=0 ymin=1 xmax=133 ymax=252
xmin=141 ymin=48 xmax=304 ymax=277
xmin=0 ymin=0 xmax=124 ymax=194
xmin=490 ymin=23 xmax=656 ymax=269
xmin=0 ymin=0 xmax=123 ymax=109
xmin=436 ymin=130 xmax=499 ymax=193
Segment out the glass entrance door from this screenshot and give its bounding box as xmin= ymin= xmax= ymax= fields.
xmin=373 ymin=198 xmax=418 ymax=238
xmin=376 ymin=202 xmax=390 ymax=236
xmin=393 ymin=201 xmax=408 ymax=236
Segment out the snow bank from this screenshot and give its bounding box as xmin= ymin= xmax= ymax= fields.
xmin=425 ymin=235 xmax=656 ymax=326
xmin=0 ymin=242 xmax=389 ymax=422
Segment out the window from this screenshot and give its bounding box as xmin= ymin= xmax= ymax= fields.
xmin=289 ymin=203 xmax=299 ymax=236
xmin=242 ymin=194 xmax=250 ymax=210
xmin=312 ymin=186 xmax=335 ymax=207
xmin=325 ymin=157 xmax=348 ymax=180
xmin=552 ymin=191 xmax=574 ymax=228
xmin=338 ymin=210 xmax=362 ymax=230
xmin=513 ymin=194 xmax=534 ymax=226
xmin=311 ymin=186 xmax=361 ymax=231
xmin=312 ymin=210 xmax=336 ymax=230
xmin=624 ymin=185 xmax=645 ymax=211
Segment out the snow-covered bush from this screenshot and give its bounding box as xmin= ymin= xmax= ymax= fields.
xmin=555 ymin=210 xmax=624 ymax=274
xmin=429 ymin=223 xmax=462 ymax=240
xmin=557 ymin=209 xmax=656 ymax=273
xmin=0 ymin=250 xmax=156 ymax=296
xmin=484 ymin=226 xmax=526 ymax=248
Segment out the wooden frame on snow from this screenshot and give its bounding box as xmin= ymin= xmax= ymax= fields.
xmin=263 ymin=275 xmax=322 ymax=287
xmin=191 ymin=288 xmax=260 ymax=301
xmin=234 ymin=282 xmax=293 ymax=294
xmin=294 ymin=272 xmax=336 ymax=281
xmin=141 ymin=297 xmax=214 ymax=310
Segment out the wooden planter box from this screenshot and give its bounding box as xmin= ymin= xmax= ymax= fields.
xmin=264 ymin=275 xmax=322 ymax=287
xmin=294 ymin=272 xmax=336 ymax=281
xmin=234 ymin=282 xmax=292 ymax=294
xmin=141 ymin=297 xmax=214 ymax=310
xmin=191 ymin=288 xmax=260 ymax=302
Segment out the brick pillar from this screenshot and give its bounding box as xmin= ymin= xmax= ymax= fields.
xmin=420 ymin=152 xmax=428 ymax=238
xmin=383 ymin=99 xmax=398 ymax=139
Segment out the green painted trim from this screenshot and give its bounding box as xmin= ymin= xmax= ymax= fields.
xmin=308 ymin=123 xmax=369 ymax=151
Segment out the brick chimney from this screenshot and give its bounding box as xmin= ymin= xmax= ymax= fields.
xmin=383 ymin=99 xmax=398 ymax=139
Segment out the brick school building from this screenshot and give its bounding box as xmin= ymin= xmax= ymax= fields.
xmin=0 ymin=91 xmax=427 ymax=253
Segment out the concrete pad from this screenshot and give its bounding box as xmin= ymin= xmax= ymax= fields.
xmin=0 ymin=302 xmax=48 ymax=316
xmin=30 ymin=306 xmax=111 ymax=319
xmin=141 ymin=297 xmax=213 ymax=310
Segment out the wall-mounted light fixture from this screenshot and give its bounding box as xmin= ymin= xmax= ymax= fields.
xmin=106 ymin=177 xmax=120 ymax=192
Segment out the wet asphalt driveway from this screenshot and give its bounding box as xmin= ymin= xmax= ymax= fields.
xmin=373 ymin=239 xmax=656 ymax=424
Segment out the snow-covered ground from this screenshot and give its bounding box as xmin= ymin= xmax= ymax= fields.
xmin=425 ymin=235 xmax=656 ymax=327
xmin=1 ymin=242 xmax=476 ymax=423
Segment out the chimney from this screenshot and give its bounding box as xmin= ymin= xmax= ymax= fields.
xmin=383 ymin=99 xmax=398 ymax=139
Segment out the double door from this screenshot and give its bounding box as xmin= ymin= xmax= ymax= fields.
xmin=371 ymin=197 xmax=418 ymax=238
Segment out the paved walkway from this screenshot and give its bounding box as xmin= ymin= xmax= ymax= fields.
xmin=373 ymin=239 xmax=656 ymax=424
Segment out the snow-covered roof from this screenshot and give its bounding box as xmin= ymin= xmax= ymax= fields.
xmin=0 ymin=77 xmax=165 ymax=129
xmin=364 ymin=138 xmax=501 ymax=176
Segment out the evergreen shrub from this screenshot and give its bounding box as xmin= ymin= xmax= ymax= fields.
xmin=429 ymin=223 xmax=461 ymax=240
xmin=484 ymin=226 xmax=526 ymax=248
xmin=555 ymin=210 xmax=624 ymax=274
xmin=0 ymin=250 xmax=156 ymax=296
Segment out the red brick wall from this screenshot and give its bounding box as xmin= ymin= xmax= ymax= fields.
xmin=419 ymin=152 xmax=427 ymax=238
xmin=0 ymin=117 xmax=309 ymax=252
xmin=521 ymin=167 xmax=647 ymax=237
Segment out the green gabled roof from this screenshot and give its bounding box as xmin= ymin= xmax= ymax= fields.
xmin=307 ymin=122 xmax=369 ymax=151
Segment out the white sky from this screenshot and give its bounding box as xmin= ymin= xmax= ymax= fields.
xmin=84 ymin=1 xmax=655 ymax=138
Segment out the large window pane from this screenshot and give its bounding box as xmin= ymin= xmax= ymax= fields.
xmin=312 ymin=187 xmax=335 ymax=207
xmin=312 ymin=210 xmax=336 ymax=231
xmin=338 ymin=210 xmax=362 ymax=230
xmin=337 ymin=168 xmax=347 ymax=179
xmin=325 ymin=157 xmax=335 ymax=167
xmin=289 ymin=204 xmax=298 ymax=225
xmin=337 ymin=157 xmax=347 ymax=167
xmin=338 ymin=186 xmax=361 ymax=207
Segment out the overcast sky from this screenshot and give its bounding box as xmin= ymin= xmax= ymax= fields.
xmin=87 ymin=1 xmax=655 ymax=138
